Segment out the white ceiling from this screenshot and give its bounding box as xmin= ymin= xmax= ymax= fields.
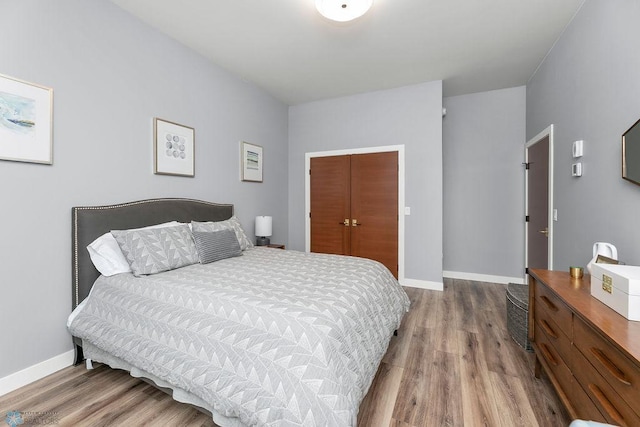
xmin=110 ymin=0 xmax=585 ymax=105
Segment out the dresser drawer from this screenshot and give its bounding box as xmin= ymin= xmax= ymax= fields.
xmin=535 ymin=320 xmax=573 ymax=396
xmin=574 ymin=316 xmax=640 ymax=416
xmin=535 ymin=282 xmax=572 ymax=338
xmin=535 ymin=302 xmax=572 ymax=367
xmin=573 ymin=346 xmax=640 ymax=427
xmin=572 ymin=379 xmax=607 ymax=423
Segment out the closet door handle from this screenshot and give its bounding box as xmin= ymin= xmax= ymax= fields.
xmin=341 ymin=219 xmax=350 ymax=226
xmin=352 ymin=219 xmax=361 ymax=227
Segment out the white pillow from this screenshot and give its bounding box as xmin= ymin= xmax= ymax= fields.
xmin=87 ymin=221 xmax=181 ymax=276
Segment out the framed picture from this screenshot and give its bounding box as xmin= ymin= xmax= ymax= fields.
xmin=0 ymin=73 xmax=53 ymax=164
xmin=241 ymin=141 xmax=263 ymax=182
xmin=154 ymin=118 xmax=195 ymax=177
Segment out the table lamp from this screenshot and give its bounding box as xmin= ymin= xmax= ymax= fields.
xmin=255 ymin=216 xmax=272 ymax=246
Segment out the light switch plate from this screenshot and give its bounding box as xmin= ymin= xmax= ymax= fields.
xmin=573 ymin=140 xmax=583 ymax=158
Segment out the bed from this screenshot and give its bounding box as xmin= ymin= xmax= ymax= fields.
xmin=68 ymin=198 xmax=410 ymax=426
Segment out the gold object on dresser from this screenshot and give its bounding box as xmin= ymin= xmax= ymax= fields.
xmin=528 ymin=269 xmax=640 ymax=426
xmin=570 ymin=266 xmax=584 ymax=279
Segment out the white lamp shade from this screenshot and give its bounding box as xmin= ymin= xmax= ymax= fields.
xmin=315 ymin=0 xmax=373 ymax=22
xmin=255 ymin=216 xmax=273 ymax=237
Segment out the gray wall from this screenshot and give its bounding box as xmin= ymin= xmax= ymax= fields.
xmin=443 ymin=86 xmax=526 ymax=279
xmin=527 ymin=0 xmax=640 ymax=270
xmin=288 ymin=82 xmax=443 ymax=284
xmin=0 ymin=0 xmax=288 ymax=378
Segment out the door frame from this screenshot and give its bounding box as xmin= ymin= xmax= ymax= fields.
xmin=524 ymin=125 xmax=554 ymax=278
xmin=305 ymin=145 xmax=406 ymax=282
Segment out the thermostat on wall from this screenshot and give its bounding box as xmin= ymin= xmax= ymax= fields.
xmin=572 ymin=162 xmax=582 ymax=177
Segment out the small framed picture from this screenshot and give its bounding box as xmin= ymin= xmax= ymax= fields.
xmin=154 ymin=118 xmax=194 ymax=177
xmin=241 ymin=141 xmax=263 ymax=182
xmin=0 ymin=73 xmax=53 ymax=164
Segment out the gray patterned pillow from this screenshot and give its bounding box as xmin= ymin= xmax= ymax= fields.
xmin=192 ymin=229 xmax=242 ymax=264
xmin=111 ymin=224 xmax=199 ymax=276
xmin=228 ymin=216 xmax=254 ymax=249
xmin=191 ymin=216 xmax=253 ymax=250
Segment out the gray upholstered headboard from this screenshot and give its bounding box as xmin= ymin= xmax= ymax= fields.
xmin=71 ymin=198 xmax=234 ymax=309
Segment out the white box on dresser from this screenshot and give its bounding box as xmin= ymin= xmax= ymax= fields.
xmin=591 ymin=263 xmax=640 ymax=321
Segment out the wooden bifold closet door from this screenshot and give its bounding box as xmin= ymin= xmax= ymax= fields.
xmin=310 ymin=151 xmax=398 ymax=278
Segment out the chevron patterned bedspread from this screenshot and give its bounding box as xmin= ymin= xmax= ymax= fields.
xmin=68 ymin=247 xmax=410 ymax=426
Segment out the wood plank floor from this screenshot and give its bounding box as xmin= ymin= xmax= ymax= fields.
xmin=0 ymin=279 xmax=570 ymax=426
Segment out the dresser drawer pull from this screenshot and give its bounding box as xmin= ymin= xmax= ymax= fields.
xmin=588 ymin=383 xmax=626 ymax=427
xmin=540 ymin=319 xmax=558 ymax=339
xmin=540 ymin=295 xmax=558 ymax=312
xmin=590 ymin=347 xmax=632 ymax=386
xmin=539 ymin=343 xmax=558 ymax=366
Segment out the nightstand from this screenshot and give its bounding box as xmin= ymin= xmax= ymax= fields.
xmin=266 ymin=244 xmax=285 ymax=249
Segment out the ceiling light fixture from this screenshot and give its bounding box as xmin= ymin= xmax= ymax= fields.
xmin=315 ymin=0 xmax=373 ymax=22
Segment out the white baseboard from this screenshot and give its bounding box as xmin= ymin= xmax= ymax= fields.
xmin=443 ymin=270 xmax=526 ymax=285
xmin=400 ymin=277 xmax=444 ymax=291
xmin=0 ymin=350 xmax=75 ymax=397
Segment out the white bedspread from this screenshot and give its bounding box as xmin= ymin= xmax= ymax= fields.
xmin=68 ymin=247 xmax=409 ymax=426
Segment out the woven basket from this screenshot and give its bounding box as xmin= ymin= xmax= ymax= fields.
xmin=506 ymin=283 xmax=533 ymax=352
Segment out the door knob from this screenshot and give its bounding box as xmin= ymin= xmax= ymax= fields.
xmin=352 ymin=219 xmax=361 ymax=227
xmin=539 ymin=228 xmax=549 ymax=237
xmin=341 ymin=219 xmax=350 ymax=226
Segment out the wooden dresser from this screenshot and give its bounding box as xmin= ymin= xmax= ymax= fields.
xmin=528 ymin=269 xmax=640 ymax=425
